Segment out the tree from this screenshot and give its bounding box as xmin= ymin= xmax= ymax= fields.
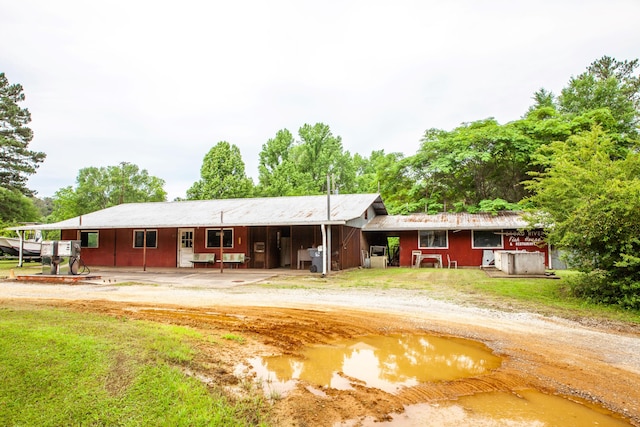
xmin=49 ymin=163 xmax=167 ymax=221
xmin=294 ymin=123 xmax=356 ymax=194
xmin=559 ymin=56 xmax=640 ymax=140
xmin=525 ymin=127 xmax=640 ymax=308
xmin=187 ymin=141 xmax=254 ymax=200
xmin=412 ymin=119 xmax=537 ymax=212
xmin=0 ymin=186 xmax=40 ymax=227
xmin=0 ymin=73 xmax=45 ymax=195
xmin=256 ymin=129 xmax=304 ymax=196
xmin=255 ymin=123 xmax=356 ymax=196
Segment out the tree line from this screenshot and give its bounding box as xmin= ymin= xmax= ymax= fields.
xmin=2 ymin=56 xmax=639 ymax=308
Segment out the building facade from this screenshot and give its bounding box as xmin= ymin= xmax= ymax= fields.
xmin=14 ymin=195 xmax=551 ymax=270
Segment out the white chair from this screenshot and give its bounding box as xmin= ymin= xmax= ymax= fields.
xmin=447 ymin=254 xmax=457 ymax=269
xmin=411 ymin=250 xmax=422 ymax=268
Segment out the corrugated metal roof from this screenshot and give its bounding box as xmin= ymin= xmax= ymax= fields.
xmin=15 ymin=194 xmax=386 ymax=231
xmin=363 ymin=212 xmax=531 ymax=231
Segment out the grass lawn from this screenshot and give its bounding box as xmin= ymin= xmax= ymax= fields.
xmin=0 ymin=304 xmax=269 ymax=427
xmin=0 ymin=258 xmax=42 ymax=277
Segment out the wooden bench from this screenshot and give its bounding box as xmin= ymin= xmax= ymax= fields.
xmin=190 ymin=253 xmax=216 ymax=268
xmin=217 ymin=253 xmax=248 ymax=268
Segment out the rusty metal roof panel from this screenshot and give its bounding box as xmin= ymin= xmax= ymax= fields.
xmin=363 ymin=212 xmax=530 ymax=231
xmin=16 ymin=194 xmax=386 ymax=230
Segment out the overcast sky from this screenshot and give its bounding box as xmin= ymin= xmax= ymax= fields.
xmin=2 ymin=1 xmax=639 ymax=200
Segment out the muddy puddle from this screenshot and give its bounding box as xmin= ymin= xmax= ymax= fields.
xmin=243 ymin=333 xmax=633 ymax=426
xmin=345 ymin=390 xmax=632 ymax=426
xmin=247 ymin=334 xmax=501 ymax=394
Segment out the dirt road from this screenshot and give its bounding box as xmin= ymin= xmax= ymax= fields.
xmin=1 ymin=270 xmax=639 ymax=426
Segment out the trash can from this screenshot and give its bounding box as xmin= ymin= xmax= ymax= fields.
xmin=308 ymin=247 xmax=324 ymax=273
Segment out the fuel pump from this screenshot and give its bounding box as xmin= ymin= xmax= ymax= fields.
xmin=41 ymin=240 xmax=87 ymax=275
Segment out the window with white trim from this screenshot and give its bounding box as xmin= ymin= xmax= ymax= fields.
xmin=206 ymin=228 xmax=233 ymax=248
xmin=418 ymin=230 xmax=448 ymax=248
xmin=472 ymin=230 xmax=502 ymax=248
xmin=133 ymin=230 xmax=157 ymax=248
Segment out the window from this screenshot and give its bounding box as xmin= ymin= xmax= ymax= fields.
xmin=206 ymin=228 xmax=233 ymax=248
xmin=472 ymin=230 xmax=502 ymax=248
xmin=419 ymin=230 xmax=448 ymax=248
xmin=133 ymin=230 xmax=157 ymax=248
xmin=181 ymin=230 xmax=193 ymax=248
xmin=80 ymin=231 xmax=99 ymax=248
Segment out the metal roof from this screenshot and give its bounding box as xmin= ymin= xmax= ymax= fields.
xmin=14 ymin=194 xmax=386 ymax=231
xmin=363 ymin=211 xmax=532 ymax=231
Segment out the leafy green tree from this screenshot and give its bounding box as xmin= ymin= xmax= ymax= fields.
xmin=0 ymin=187 xmax=40 ymax=225
xmin=256 ymin=129 xmax=304 ymax=196
xmin=255 ymin=123 xmax=356 ymax=196
xmin=49 ymin=163 xmax=167 ymax=221
xmin=352 ymin=151 xmax=386 ymax=194
xmin=0 ymin=73 xmax=45 ymax=195
xmin=525 ymin=127 xmax=640 ymax=308
xmin=32 ymin=196 xmax=53 ymax=218
xmin=413 ymin=119 xmax=537 ymax=211
xmin=559 ymin=56 xmax=639 ymax=140
xmin=187 ymin=141 xmax=254 ymax=200
xmin=294 ymin=123 xmax=356 ymax=194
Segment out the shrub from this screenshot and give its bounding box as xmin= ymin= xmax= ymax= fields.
xmin=568 ymin=269 xmax=640 ymax=310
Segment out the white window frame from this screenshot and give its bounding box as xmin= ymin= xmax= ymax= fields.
xmin=418 ymin=230 xmax=448 ymax=249
xmin=205 ymin=228 xmax=234 ymax=249
xmin=133 ymin=229 xmax=158 ymax=248
xmin=471 ymin=230 xmax=503 ymax=249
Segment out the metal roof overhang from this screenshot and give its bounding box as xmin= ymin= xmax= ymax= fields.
xmin=363 ymin=212 xmax=532 ymax=232
xmin=10 ymin=194 xmax=382 ymax=231
xmin=9 ymin=219 xmax=350 ymax=231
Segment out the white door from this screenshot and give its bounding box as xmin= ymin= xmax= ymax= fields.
xmin=482 ymin=249 xmax=495 ymax=267
xmin=178 ymin=228 xmax=194 ymax=267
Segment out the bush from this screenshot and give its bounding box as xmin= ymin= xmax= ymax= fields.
xmin=568 ymin=269 xmax=640 ymax=310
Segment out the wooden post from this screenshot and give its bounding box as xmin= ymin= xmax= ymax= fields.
xmin=142 ymin=228 xmax=147 ymax=272
xmin=219 ymin=211 xmax=224 ymax=273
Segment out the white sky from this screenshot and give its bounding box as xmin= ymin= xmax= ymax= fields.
xmin=2 ymin=0 xmax=639 ymax=200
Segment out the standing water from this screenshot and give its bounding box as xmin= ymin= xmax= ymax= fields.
xmin=243 ymin=333 xmax=632 ymax=426
xmin=248 ymin=333 xmax=501 ymax=394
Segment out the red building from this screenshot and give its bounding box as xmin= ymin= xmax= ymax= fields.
xmin=362 ymin=212 xmax=550 ymax=268
xmin=19 ymin=194 xmax=386 ymax=272
xmin=13 ymin=195 xmax=553 ymax=271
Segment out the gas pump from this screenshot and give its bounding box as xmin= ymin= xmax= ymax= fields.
xmin=41 ymin=240 xmax=86 ymax=275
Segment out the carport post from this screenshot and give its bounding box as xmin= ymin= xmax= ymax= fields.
xmin=142 ymin=228 xmax=147 ymax=272
xmin=220 ymin=211 xmax=224 ymax=273
xmin=17 ymin=230 xmax=24 ymax=268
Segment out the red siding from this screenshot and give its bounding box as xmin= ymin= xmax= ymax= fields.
xmin=398 ymin=229 xmax=548 ymax=268
xmin=64 ymin=227 xmax=250 ymax=268
xmin=64 ymin=228 xmax=178 ymax=268
xmin=191 ymin=226 xmax=249 ymax=269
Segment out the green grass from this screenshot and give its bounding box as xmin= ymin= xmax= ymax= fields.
xmin=0 ymin=304 xmax=270 ymax=426
xmin=263 ymin=268 xmax=640 ymax=326
xmin=0 ymin=257 xmax=42 ymax=276
xmin=221 ymin=333 xmax=246 ymax=343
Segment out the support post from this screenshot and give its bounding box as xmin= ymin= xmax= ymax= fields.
xmin=142 ymin=228 xmax=147 ymax=272
xmin=321 ymin=224 xmax=327 ymax=277
xmin=18 ymin=230 xmax=24 ymax=268
xmin=220 ymin=211 xmax=224 ymax=273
